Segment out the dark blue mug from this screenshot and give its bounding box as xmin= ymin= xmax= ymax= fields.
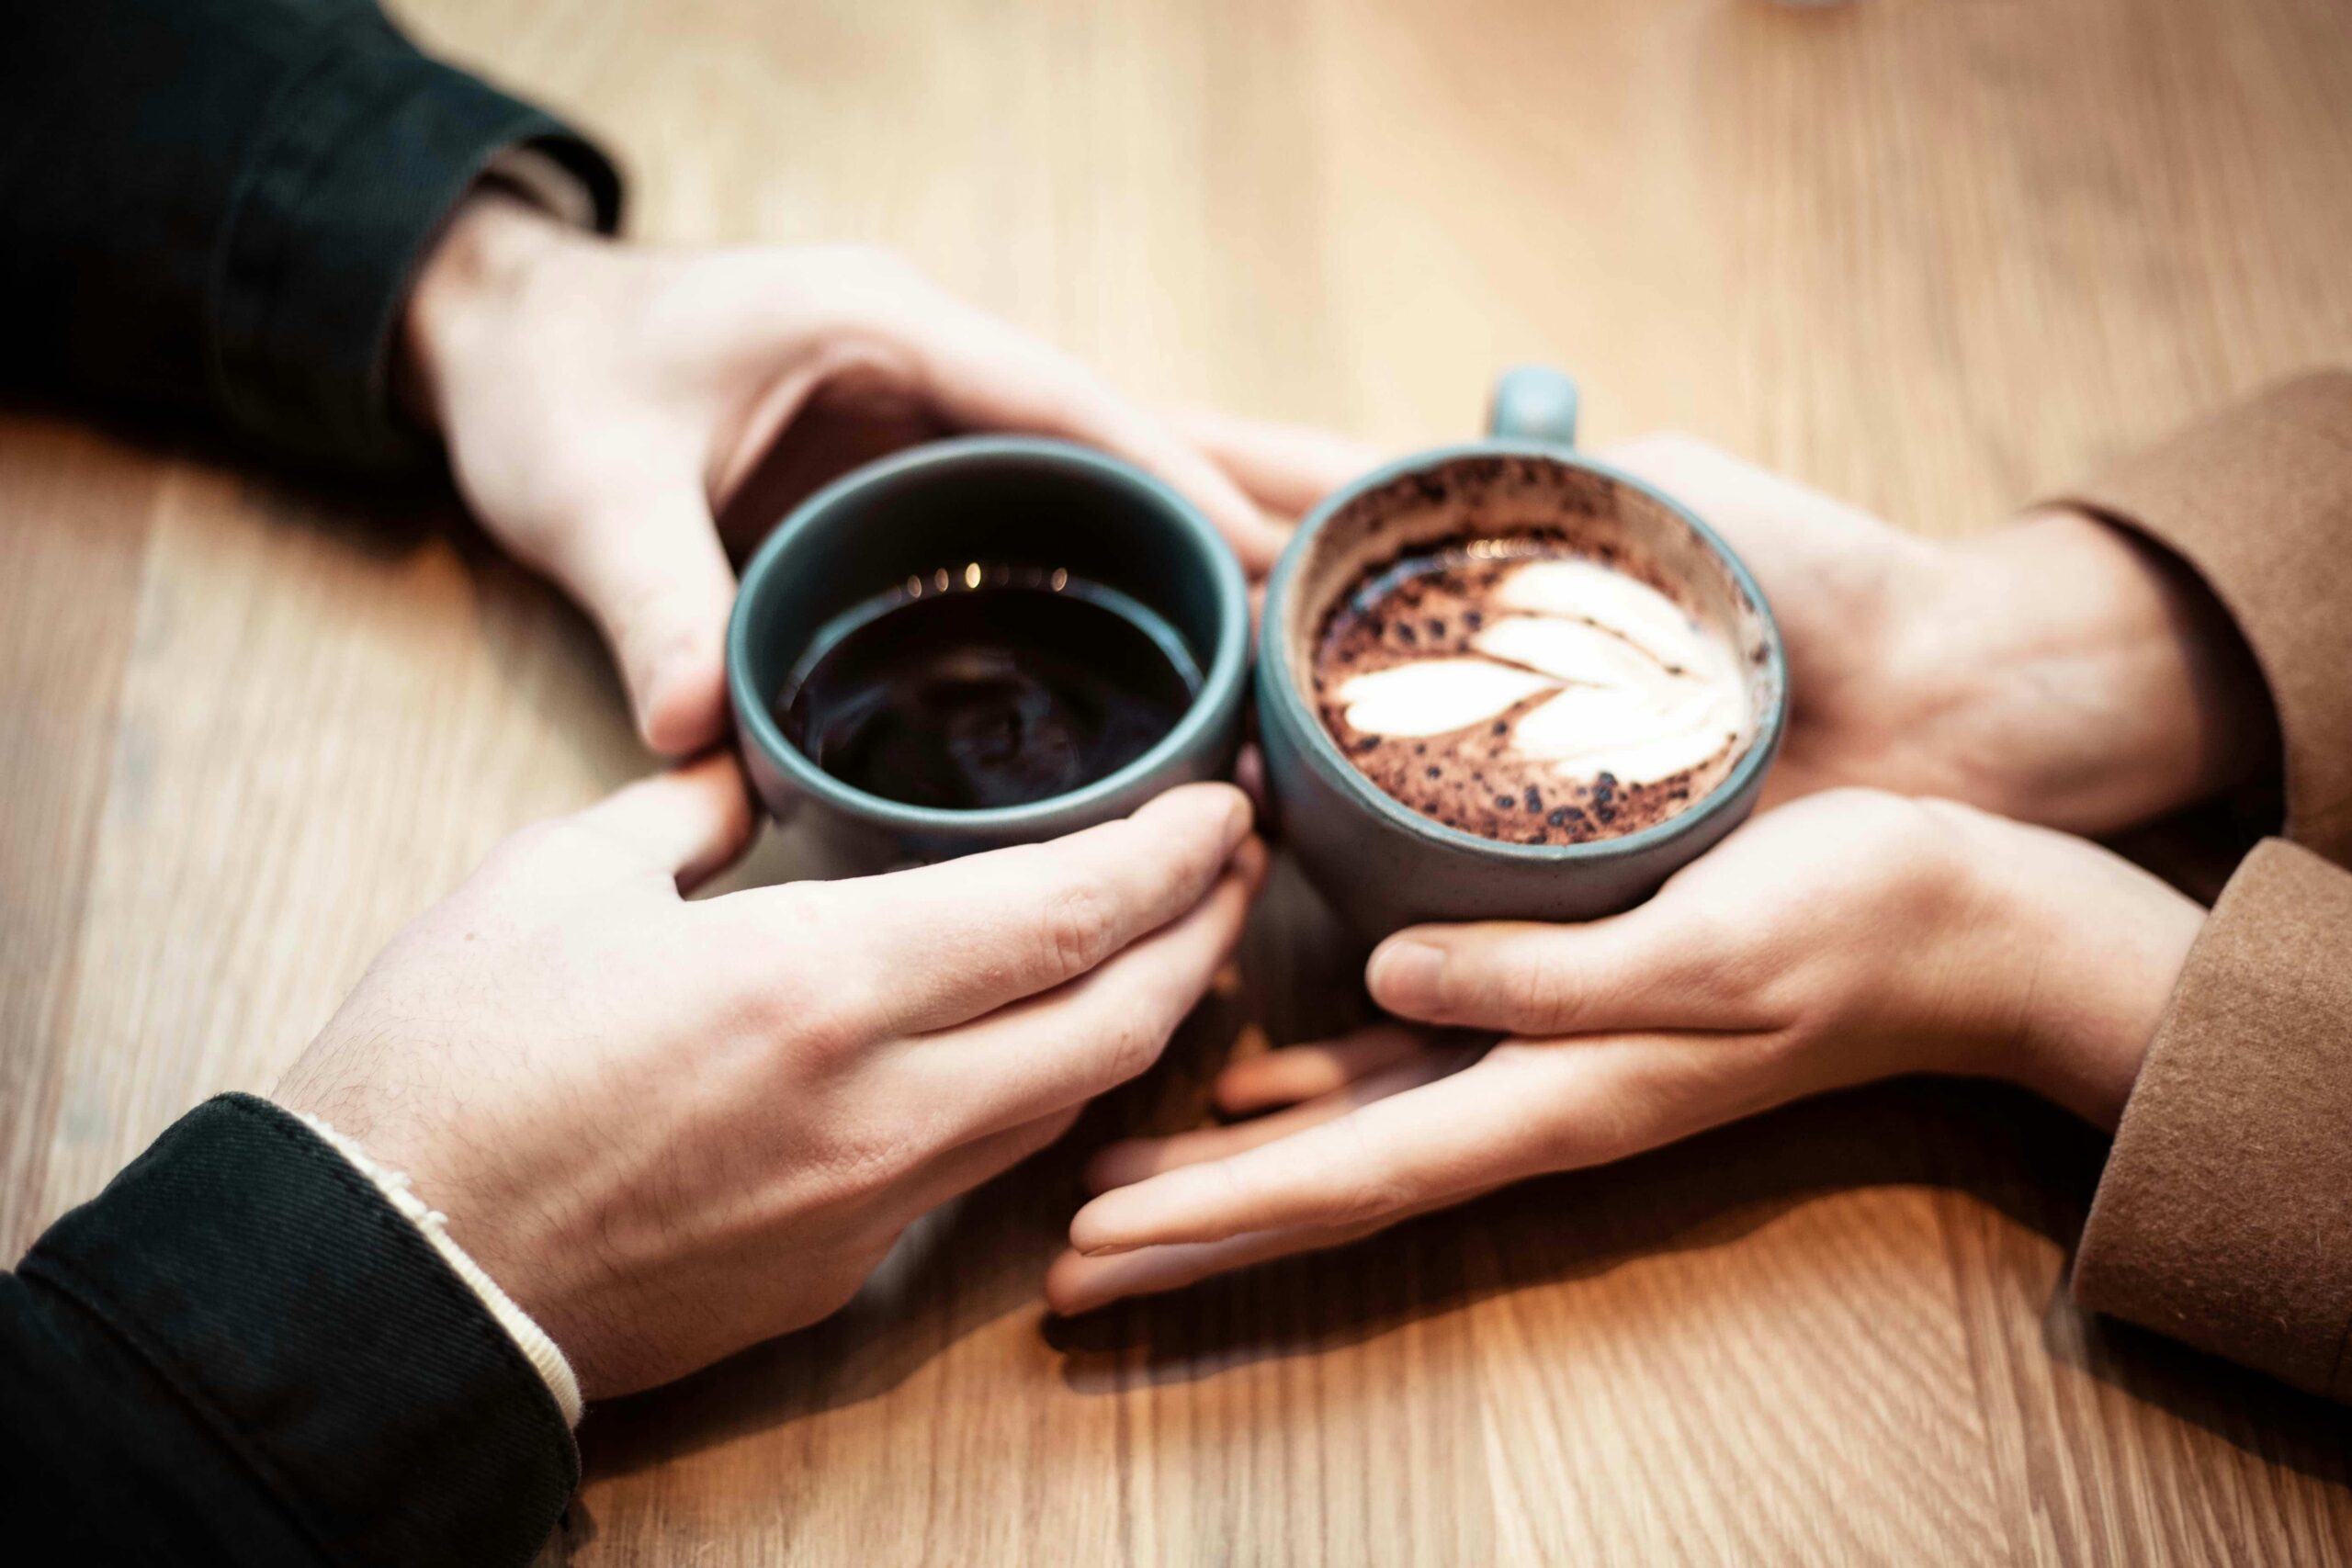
xmin=728 ymin=436 xmax=1250 ymax=873
xmin=1254 ymin=368 xmax=1788 ymax=937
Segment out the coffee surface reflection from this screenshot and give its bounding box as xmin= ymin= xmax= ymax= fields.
xmin=778 ymin=565 xmax=1200 ymax=810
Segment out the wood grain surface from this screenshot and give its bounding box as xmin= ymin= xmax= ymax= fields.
xmin=6 ymin=0 xmax=2351 ymax=1562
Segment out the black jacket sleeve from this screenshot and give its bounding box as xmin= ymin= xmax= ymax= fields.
xmin=0 ymin=0 xmax=620 ymax=471
xmin=0 ymin=1094 xmax=576 ymax=1567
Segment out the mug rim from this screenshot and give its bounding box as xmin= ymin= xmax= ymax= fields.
xmin=1258 ymin=440 xmax=1789 ymax=864
xmin=728 ymin=434 xmax=1252 ymax=834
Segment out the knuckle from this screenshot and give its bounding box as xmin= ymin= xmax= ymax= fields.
xmin=1162 ymin=814 xmax=1229 ymax=897
xmin=1671 ymin=901 xmax=1745 ymax=964
xmin=777 ymin=991 xmax=865 ymax=1060
xmin=1493 ymin=949 xmax=1570 ymax=1028
xmin=1037 ymin=877 xmax=1122 ymax=981
xmin=1327 ymin=1137 xmax=1414 ymax=1224
xmin=1102 ymin=1009 xmax=1170 ymax=1086
xmin=1664 ymin=906 xmax=1755 ymax=1007
xmin=1066 ymin=1010 xmax=1165 ymax=1101
xmin=762 ymin=976 xmax=877 ymax=1065
xmin=821 ymin=1118 xmax=926 ymax=1196
xmin=760 ymin=879 xmax=842 ymax=942
xmin=1345 ymin=1171 xmax=1414 ymax=1226
xmin=713 ymin=893 xmax=883 ymax=1052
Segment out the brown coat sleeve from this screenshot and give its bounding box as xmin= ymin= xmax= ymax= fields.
xmin=2072 ymin=840 xmax=2352 ymax=1399
xmin=2055 ymin=371 xmax=2352 ymax=1400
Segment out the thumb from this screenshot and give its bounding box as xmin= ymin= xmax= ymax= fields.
xmin=570 ymin=752 xmax=757 ymax=891
xmin=542 ymin=480 xmax=740 ymax=756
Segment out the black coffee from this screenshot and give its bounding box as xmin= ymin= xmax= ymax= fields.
xmin=777 ymin=566 xmax=1200 ymax=810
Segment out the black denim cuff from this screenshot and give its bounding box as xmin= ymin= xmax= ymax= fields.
xmin=22 ymin=1093 xmax=576 ymax=1568
xmin=209 ymin=27 xmax=621 ymax=471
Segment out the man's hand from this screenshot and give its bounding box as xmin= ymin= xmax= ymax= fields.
xmin=275 ymin=760 xmax=1262 ymax=1395
xmin=1178 ymin=417 xmax=2278 ymax=835
xmin=401 ymin=192 xmax=1287 ymax=757
xmin=1046 ymin=789 xmax=2200 ymax=1313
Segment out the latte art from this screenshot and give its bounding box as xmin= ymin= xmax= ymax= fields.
xmin=1331 ymin=560 xmax=1744 ymax=785
xmin=1312 ymin=536 xmax=1754 ymax=845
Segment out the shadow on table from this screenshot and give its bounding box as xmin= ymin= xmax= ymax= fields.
xmin=579 ymin=855 xmax=2351 ymax=1497
xmin=0 ymin=390 xmax=660 ymax=785
xmin=1052 ymin=1075 xmax=2347 ymax=1479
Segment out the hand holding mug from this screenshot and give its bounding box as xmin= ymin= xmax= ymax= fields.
xmin=1047 ymin=788 xmax=2199 ymax=1313
xmin=1183 ymin=415 xmax=2275 ymax=834
xmin=401 ymin=192 xmax=1288 ymax=758
xmin=277 ymin=760 xmax=1262 ymax=1395
xmin=1593 ymin=435 xmax=2276 ymax=831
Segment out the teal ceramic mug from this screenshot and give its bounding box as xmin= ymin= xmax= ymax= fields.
xmin=728 ymin=436 xmax=1250 ymax=873
xmin=1254 ymin=367 xmax=1788 ymax=937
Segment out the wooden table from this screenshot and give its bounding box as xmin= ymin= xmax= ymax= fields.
xmin=6 ymin=0 xmax=2350 ymax=1561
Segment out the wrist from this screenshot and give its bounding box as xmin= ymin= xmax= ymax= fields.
xmin=1941 ymin=803 xmax=2202 ymax=1127
xmin=398 ymin=187 xmax=580 ymax=435
xmin=1887 ymin=510 xmax=2275 ymax=834
xmin=286 ymin=1107 xmax=584 ymax=1425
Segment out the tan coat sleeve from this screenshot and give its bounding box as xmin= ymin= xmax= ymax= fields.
xmin=2055 ymin=371 xmax=2352 ymax=1400
xmin=2072 ymin=840 xmax=2352 ymax=1399
xmin=2060 ymin=371 xmax=2352 ymax=860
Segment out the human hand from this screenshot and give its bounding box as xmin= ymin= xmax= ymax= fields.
xmin=275 ymin=759 xmax=1263 ymax=1394
xmin=1046 ymin=789 xmax=2199 ymax=1312
xmin=401 ymin=191 xmax=1287 ymax=757
xmin=1595 ymin=435 xmax=2276 ymax=832
xmin=1170 ymin=415 xmax=2275 ymax=834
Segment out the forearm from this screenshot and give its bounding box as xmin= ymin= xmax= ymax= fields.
xmin=4 ymin=1096 xmax=576 ymax=1563
xmin=0 ymin=0 xmax=617 ymax=470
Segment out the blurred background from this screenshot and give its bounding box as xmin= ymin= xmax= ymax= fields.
xmin=406 ymin=0 xmax=2352 ymax=538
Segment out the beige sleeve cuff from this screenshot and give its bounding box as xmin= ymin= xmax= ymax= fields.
xmin=2072 ymin=839 xmax=2352 ymax=1402
xmin=2054 ymin=369 xmax=2352 ymax=867
xmin=293 ymin=1113 xmax=583 ymax=1427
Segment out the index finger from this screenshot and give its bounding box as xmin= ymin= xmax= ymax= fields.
xmin=736 ymin=782 xmax=1253 ymax=1035
xmin=1066 ymin=1036 xmax=1684 ymax=1255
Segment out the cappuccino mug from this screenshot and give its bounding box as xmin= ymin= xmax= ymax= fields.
xmin=1255 ymin=368 xmax=1788 ymax=937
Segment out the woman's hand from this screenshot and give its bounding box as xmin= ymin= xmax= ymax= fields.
xmin=1046 ymin=788 xmax=2199 ymax=1314
xmin=1174 ymin=416 xmax=2276 ymax=833
xmin=401 ymin=192 xmax=1287 ymax=757
xmin=1596 ymin=435 xmax=2276 ymax=832
xmin=277 ymin=760 xmax=1263 ymax=1395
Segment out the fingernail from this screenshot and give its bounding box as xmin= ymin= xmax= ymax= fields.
xmin=1367 ymin=940 xmax=1445 ymax=1013
xmin=1078 ymin=1241 xmax=1137 ymax=1259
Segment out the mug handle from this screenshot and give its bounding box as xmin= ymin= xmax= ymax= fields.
xmin=1487 ymin=365 xmax=1580 ymax=448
